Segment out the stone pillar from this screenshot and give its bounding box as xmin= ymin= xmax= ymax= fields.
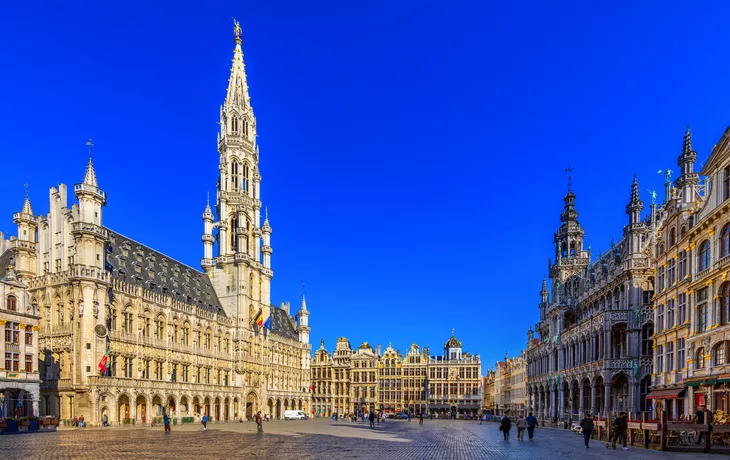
xmin=558 ymin=387 xmax=565 ymax=420
xmin=579 ymin=384 xmax=585 ymax=416
xmin=604 ymin=383 xmax=611 ymax=414
xmin=550 ymin=387 xmax=556 ymax=419
xmin=590 ymin=383 xmax=597 ymax=415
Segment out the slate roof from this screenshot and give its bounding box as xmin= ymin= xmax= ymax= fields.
xmin=268 ymin=305 xmax=298 ymax=341
xmin=104 ymin=229 xmax=225 ymax=315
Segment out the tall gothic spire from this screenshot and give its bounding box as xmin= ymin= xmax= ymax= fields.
xmin=675 ymin=125 xmax=699 ymax=202
xmin=225 ymin=18 xmax=251 ymax=113
xmin=626 ymin=175 xmax=643 ymax=225
xmin=20 ymin=185 xmax=33 ymax=216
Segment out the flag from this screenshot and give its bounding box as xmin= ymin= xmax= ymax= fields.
xmin=98 ymin=347 xmax=109 ymax=375
xmin=263 ymin=315 xmax=272 ymax=330
xmin=254 ymin=310 xmax=263 ymax=327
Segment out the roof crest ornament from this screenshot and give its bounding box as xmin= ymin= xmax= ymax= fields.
xmin=566 ymin=163 xmax=573 ymax=191
xmin=232 ymin=17 xmax=242 ymax=39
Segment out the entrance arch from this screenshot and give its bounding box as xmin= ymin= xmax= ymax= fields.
xmin=233 ymin=397 xmax=240 ymax=419
xmin=224 ymin=397 xmax=230 ymax=421
xmin=135 ymin=395 xmax=148 ymax=424
xmin=267 ymin=399 xmax=274 ymax=418
xmin=245 ymin=392 xmax=256 ymax=419
xmin=275 ymin=399 xmax=282 ymax=419
xmin=214 ymin=397 xmax=221 ymax=421
xmin=118 ymin=394 xmax=130 ymax=423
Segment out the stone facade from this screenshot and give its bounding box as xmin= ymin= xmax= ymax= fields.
xmin=485 ymin=352 xmax=527 ymax=417
xmin=651 ymin=125 xmax=730 ymax=418
xmin=525 ymin=176 xmax=658 ymax=421
xmin=311 ymin=332 xmax=481 ymax=417
xmin=0 ymin=24 xmax=311 ymax=425
xmin=0 ymin=263 xmax=41 ymax=418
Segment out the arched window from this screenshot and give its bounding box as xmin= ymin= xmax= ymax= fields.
xmin=243 ymin=164 xmax=249 ymax=192
xmin=231 ymin=161 xmax=239 ymax=191
xmin=680 ymin=226 xmax=687 ymax=238
xmin=667 ymin=259 xmax=676 ymax=287
xmin=722 ymin=225 xmax=730 ymax=258
xmin=6 ymin=295 xmax=16 ymax=312
xmin=231 ymin=117 xmax=238 ymax=133
xmin=714 ymin=342 xmax=728 ymax=366
xmin=669 ymin=228 xmax=676 ymax=247
xmin=569 ymin=242 xmax=576 ymax=258
xmin=699 ymin=240 xmax=711 ymax=272
xmin=696 ymin=347 xmax=706 ymax=369
xmin=679 ymin=250 xmax=688 ymax=279
xmin=721 ymin=283 xmax=730 ymax=326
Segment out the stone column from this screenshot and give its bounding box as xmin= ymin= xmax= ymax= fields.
xmin=591 ymin=383 xmax=597 ymax=415
xmin=604 ymin=383 xmax=611 ymax=414
xmin=579 ymin=384 xmax=585 ymax=417
xmin=550 ymin=387 xmax=556 ymax=419
xmin=558 ymin=387 xmax=565 ymax=420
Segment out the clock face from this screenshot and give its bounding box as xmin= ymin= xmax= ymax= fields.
xmin=94 ymin=324 xmax=108 ymax=338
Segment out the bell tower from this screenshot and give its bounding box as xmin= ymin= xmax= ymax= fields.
xmin=205 ymin=20 xmax=271 ymax=327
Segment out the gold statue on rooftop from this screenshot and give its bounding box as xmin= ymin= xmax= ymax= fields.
xmin=233 ymin=18 xmax=242 ymax=38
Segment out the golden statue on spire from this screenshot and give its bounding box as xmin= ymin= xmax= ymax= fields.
xmin=232 ymin=18 xmax=242 ymax=39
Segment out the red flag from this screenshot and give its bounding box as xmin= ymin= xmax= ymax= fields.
xmin=98 ymin=354 xmax=108 ymax=374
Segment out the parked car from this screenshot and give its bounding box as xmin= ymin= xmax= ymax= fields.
xmin=284 ymin=410 xmax=308 ymax=420
xmin=396 ymin=413 xmax=409 ymax=420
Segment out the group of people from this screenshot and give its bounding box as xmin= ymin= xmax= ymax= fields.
xmin=71 ymin=415 xmax=86 ymax=428
xmin=498 ymin=413 xmax=538 ymax=441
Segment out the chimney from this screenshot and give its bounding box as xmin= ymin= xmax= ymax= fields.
xmin=377 ymin=344 xmax=381 ymax=355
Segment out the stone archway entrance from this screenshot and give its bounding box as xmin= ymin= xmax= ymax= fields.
xmin=135 ymin=395 xmax=147 ymax=424
xmin=245 ymin=392 xmax=256 ymax=419
xmin=267 ymin=399 xmax=273 ymax=418
xmin=118 ymin=395 xmax=130 ymax=423
xmin=214 ymin=397 xmax=221 ymax=421
xmin=275 ymin=399 xmax=282 ymax=419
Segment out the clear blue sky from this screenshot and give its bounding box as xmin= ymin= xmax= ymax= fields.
xmin=2 ymin=1 xmax=730 ymax=369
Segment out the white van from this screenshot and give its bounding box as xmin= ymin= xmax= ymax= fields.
xmin=284 ymin=410 xmax=307 ymax=420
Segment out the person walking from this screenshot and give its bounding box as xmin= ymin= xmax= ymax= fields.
xmin=407 ymin=411 xmax=411 ymax=422
xmin=525 ymin=412 xmax=538 ymax=441
xmin=516 ymin=415 xmax=528 ymax=441
xmin=102 ymin=414 xmax=109 ymax=427
xmin=201 ymin=414 xmax=208 ymax=431
xmin=369 ymin=411 xmax=376 ymax=428
xmin=163 ymin=412 xmax=171 ymax=434
xmin=580 ymin=412 xmax=594 ymax=448
xmin=694 ymin=405 xmax=707 ymax=444
xmin=607 ymin=412 xmax=628 ymax=450
xmin=255 ymin=411 xmax=263 ymax=432
xmin=500 ymin=415 xmax=512 ymax=441
xmin=419 ymin=412 xmax=424 ymax=425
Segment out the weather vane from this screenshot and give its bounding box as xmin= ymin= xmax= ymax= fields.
xmin=86 ymin=138 xmax=94 ymax=158
xmin=232 ymin=17 xmax=242 ymax=39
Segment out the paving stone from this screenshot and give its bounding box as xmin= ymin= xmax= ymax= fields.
xmin=1 ymin=419 xmax=714 ymax=459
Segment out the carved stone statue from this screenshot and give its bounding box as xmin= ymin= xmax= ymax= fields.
xmin=78 ymin=303 xmax=84 ymax=318
xmin=93 ymin=302 xmax=99 ymax=319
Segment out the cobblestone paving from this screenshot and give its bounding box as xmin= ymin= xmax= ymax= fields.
xmin=1 ymin=419 xmax=717 ymax=459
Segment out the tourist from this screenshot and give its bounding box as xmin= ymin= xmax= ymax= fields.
xmin=369 ymin=411 xmax=376 ymax=428
xmin=73 ymin=415 xmax=78 ymax=427
xmin=516 ymin=415 xmax=528 ymax=441
xmin=580 ymin=412 xmax=594 ymax=448
xmin=525 ymin=412 xmax=537 ymax=441
xmin=499 ymin=415 xmax=512 ymax=440
xmin=419 ymin=412 xmax=424 ymax=425
xmin=163 ymin=412 xmax=171 ymax=433
xmin=607 ymin=412 xmax=628 ymax=450
xmin=255 ymin=411 xmax=263 ymax=432
xmin=694 ymin=405 xmax=708 ymax=444
xmin=407 ymin=412 xmax=411 ymax=422
xmin=102 ymin=414 xmax=108 ymax=427
xmin=201 ymin=413 xmax=208 ymax=431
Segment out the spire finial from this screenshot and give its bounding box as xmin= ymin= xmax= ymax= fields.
xmin=232 ymin=17 xmax=242 ymax=40
xmin=20 ymin=184 xmax=33 ymax=215
xmin=86 ymin=138 xmax=94 ymax=159
xmin=566 ymin=163 xmax=573 ymax=191
xmin=265 ymin=206 xmax=268 ymax=220
xmin=683 ymin=124 xmax=692 ymax=155
xmin=451 ymin=328 xmax=455 ymax=337
xmin=24 ymin=183 xmax=29 ymax=199
xmin=207 ymin=191 xmax=210 ymax=206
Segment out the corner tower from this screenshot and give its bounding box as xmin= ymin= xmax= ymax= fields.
xmin=550 ymin=186 xmax=589 ymax=306
xmin=205 ymin=21 xmax=271 ymax=326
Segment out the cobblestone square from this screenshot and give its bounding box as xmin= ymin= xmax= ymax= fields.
xmin=1 ymin=419 xmax=717 ymax=459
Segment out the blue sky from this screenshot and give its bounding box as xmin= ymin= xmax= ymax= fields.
xmin=2 ymin=1 xmax=730 ymax=369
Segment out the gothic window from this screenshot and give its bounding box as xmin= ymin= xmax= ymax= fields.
xmin=230 ymin=216 xmax=238 ymax=251
xmin=243 ymin=164 xmax=249 ymax=192
xmin=668 ymin=259 xmax=675 ymax=287
xmin=569 ymin=242 xmax=576 ymax=258
xmin=722 ymin=225 xmax=730 ymax=258
xmin=721 ymin=283 xmax=730 ymax=326
xmin=724 ymin=166 xmax=730 ymax=201
xmin=6 ymin=295 xmax=16 ymax=312
xmin=669 ymin=228 xmax=676 ymax=247
xmin=231 ymin=117 xmax=239 ymax=133
xmin=714 ymin=342 xmax=728 ymax=366
xmin=699 ymin=240 xmax=711 ymax=271
xmin=679 ymin=250 xmax=687 ymax=279
xmin=249 ymin=273 xmax=255 ymax=299
xmin=231 ymin=161 xmax=239 ymax=191
xmin=696 ymin=347 xmax=706 ymax=369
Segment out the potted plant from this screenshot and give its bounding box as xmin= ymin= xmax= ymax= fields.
xmin=172 ymin=417 xmax=178 ymax=425
xmin=29 ymin=416 xmax=39 ymax=431
xmin=5 ymin=418 xmax=18 ymax=433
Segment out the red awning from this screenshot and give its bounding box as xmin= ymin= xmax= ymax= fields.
xmin=646 ymin=389 xmax=686 ymax=400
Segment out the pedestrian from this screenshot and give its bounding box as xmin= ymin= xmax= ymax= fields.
xmin=407 ymin=412 xmax=411 ymax=422
xmin=480 ymin=414 xmax=483 ymax=425
xmin=73 ymin=415 xmax=78 ymax=427
xmin=694 ymin=405 xmax=707 ymax=444
xmin=419 ymin=412 xmax=424 ymax=425
xmin=430 ymin=413 xmax=434 ymax=420
xmin=499 ymin=415 xmax=512 ymax=441
xmin=580 ymin=412 xmax=594 ymax=448
xmin=607 ymin=412 xmax=628 ymax=450
xmin=377 ymin=411 xmax=380 ymax=425
xmin=102 ymin=413 xmax=109 ymax=427
xmin=369 ymin=411 xmax=376 ymax=429
xmin=255 ymin=411 xmax=263 ymax=432
xmin=525 ymin=412 xmax=537 ymax=441
xmin=516 ymin=415 xmax=528 ymax=441
xmin=201 ymin=413 xmax=208 ymax=431
xmin=163 ymin=412 xmax=171 ymax=433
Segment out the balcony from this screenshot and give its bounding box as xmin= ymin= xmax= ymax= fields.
xmin=71 ymin=222 xmax=108 ymax=239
